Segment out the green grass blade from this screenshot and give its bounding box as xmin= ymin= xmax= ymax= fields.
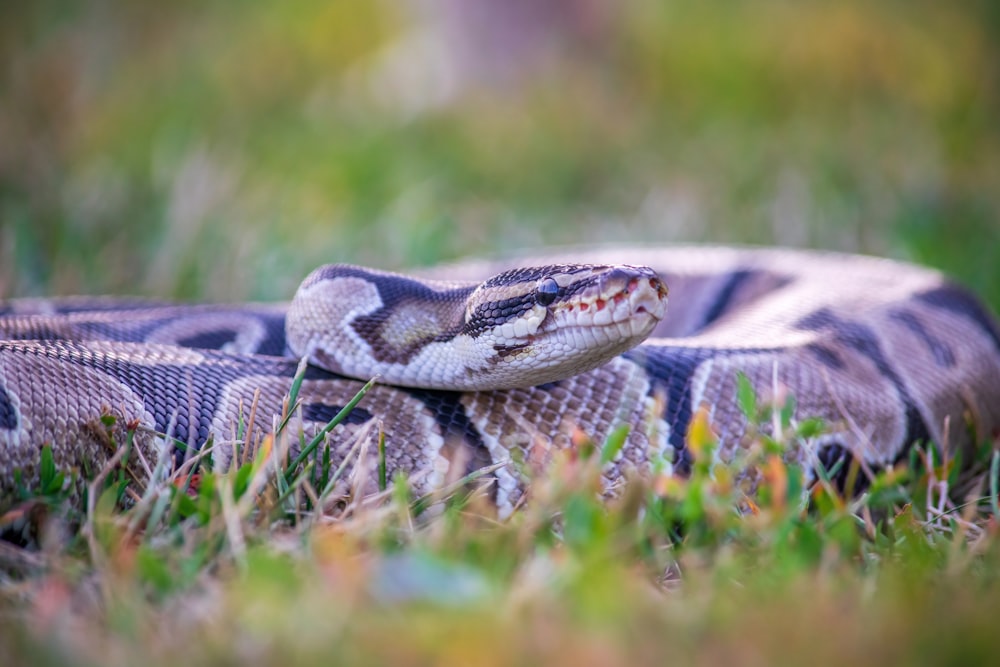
xmin=283 ymin=376 xmax=378 ymax=481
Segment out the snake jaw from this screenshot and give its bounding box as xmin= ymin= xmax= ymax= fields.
xmin=501 ymin=307 xmax=546 ymax=341
xmin=546 ymin=267 xmax=667 ymax=336
xmin=499 ymin=269 xmax=667 ymax=345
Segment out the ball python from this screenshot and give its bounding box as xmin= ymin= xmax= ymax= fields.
xmin=2 ymin=246 xmax=999 ymax=515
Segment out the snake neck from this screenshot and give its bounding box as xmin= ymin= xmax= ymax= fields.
xmin=286 ymin=265 xmax=474 ymax=386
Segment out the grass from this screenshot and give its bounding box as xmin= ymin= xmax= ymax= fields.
xmin=2 ymin=372 xmax=998 ymax=666
xmin=2 ymin=1 xmax=1000 ymax=308
xmin=3 ymin=0 xmax=1000 ymax=663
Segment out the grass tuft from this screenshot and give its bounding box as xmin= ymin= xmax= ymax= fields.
xmin=2 ymin=375 xmax=998 ymax=665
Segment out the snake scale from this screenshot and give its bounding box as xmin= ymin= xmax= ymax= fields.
xmin=2 ymin=246 xmax=999 ymax=515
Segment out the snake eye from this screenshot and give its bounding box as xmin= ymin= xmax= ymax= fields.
xmin=535 ymin=278 xmax=560 ymax=306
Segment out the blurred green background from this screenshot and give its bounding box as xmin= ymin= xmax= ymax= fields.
xmin=2 ymin=0 xmax=999 ymax=308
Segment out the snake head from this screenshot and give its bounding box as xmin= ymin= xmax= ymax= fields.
xmin=460 ymin=264 xmax=669 ymax=389
xmin=287 ymin=262 xmax=667 ymax=391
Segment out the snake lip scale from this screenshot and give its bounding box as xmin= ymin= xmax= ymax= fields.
xmin=1 ymin=245 xmax=999 ymax=516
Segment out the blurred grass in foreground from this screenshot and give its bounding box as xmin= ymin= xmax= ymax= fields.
xmin=1 ymin=0 xmax=998 ymax=307
xmin=1 ymin=377 xmax=998 ymax=666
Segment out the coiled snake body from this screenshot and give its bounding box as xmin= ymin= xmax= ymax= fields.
xmin=2 ymin=246 xmax=999 ymax=514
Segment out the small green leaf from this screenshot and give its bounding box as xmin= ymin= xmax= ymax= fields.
xmin=195 ymin=473 xmax=217 ymax=524
xmin=779 ymin=394 xmax=796 ymax=430
xmin=600 ymin=424 xmax=630 ymax=465
xmin=735 ymin=372 xmax=757 ymax=419
xmin=320 ymin=443 xmax=332 ymax=490
xmin=563 ymin=494 xmax=603 ymax=550
xmin=39 ymin=444 xmax=56 ymax=488
xmin=796 ymin=417 xmax=826 ymax=439
xmin=172 ymin=488 xmax=199 ymax=519
xmin=784 ymin=464 xmax=804 ymax=504
xmin=991 ymin=450 xmax=999 ymax=520
xmin=378 ymin=428 xmax=387 ymax=492
xmin=136 ymin=544 xmax=175 ymax=596
xmin=43 ymin=470 xmax=66 ymax=496
xmin=231 ymin=462 xmax=253 ymax=501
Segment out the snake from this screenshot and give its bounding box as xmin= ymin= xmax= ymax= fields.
xmin=2 ymin=246 xmax=999 ymax=515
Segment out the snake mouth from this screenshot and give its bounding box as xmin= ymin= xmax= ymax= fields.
xmin=552 ymin=270 xmax=668 ymax=335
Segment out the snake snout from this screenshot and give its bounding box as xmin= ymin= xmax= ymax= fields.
xmin=600 ymin=267 xmax=669 ymax=323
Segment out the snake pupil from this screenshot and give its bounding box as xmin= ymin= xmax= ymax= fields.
xmin=535 ymin=278 xmax=559 ymax=306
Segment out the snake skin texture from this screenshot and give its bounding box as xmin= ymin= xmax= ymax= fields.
xmin=2 ymin=246 xmax=999 ymax=515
